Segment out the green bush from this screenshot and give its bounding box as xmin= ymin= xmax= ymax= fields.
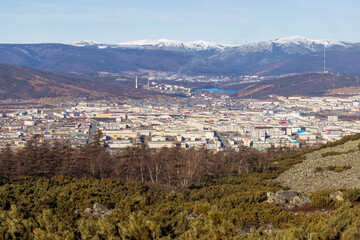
xmin=321 ymin=151 xmax=343 ymax=157
xmin=321 ymin=149 xmax=357 ymax=158
xmin=326 ymin=165 xmax=352 ymax=172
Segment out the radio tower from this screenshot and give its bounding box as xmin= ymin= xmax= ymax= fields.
xmin=147 ymin=78 xmax=150 ymax=90
xmin=323 ymin=44 xmax=327 ymax=73
xmin=135 ymin=76 xmax=138 ymax=89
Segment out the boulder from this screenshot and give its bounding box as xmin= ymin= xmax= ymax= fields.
xmin=267 ymin=190 xmax=310 ymax=208
xmin=93 ymin=203 xmax=109 ymax=213
xmin=84 ymin=203 xmax=114 ymax=218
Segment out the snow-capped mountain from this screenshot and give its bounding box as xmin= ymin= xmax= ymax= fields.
xmin=116 ymin=39 xmax=234 ymax=51
xmin=72 ymin=39 xmax=233 ymax=51
xmin=271 ymin=36 xmax=349 ymax=54
xmin=72 ymin=36 xmax=350 ymax=54
xmin=272 ymin=36 xmax=347 ymax=46
xmin=226 ymin=36 xmax=350 ymax=56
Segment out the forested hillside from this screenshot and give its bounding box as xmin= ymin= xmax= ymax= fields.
xmin=0 ymin=65 xmax=164 ymax=100
xmin=1 ymin=134 xmax=360 ymax=239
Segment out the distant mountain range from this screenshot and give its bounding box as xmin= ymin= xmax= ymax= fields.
xmin=71 ymin=36 xmax=346 ymax=52
xmin=1 ymin=36 xmax=360 ymax=76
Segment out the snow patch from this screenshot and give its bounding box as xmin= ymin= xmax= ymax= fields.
xmin=72 ymin=40 xmax=103 ymax=47
xmin=116 ymin=39 xmax=232 ymax=51
xmin=273 ymin=36 xmax=347 ymax=47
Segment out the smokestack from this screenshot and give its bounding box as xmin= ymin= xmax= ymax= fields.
xmin=135 ymin=76 xmax=138 ymax=89
xmin=41 ymin=127 xmax=44 ymax=143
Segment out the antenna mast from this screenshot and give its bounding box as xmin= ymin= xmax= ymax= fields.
xmin=323 ymin=44 xmax=327 ymax=73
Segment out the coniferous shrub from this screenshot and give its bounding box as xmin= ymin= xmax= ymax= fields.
xmin=310 ymin=191 xmax=334 ymax=208
xmin=343 ymin=188 xmax=360 ymax=202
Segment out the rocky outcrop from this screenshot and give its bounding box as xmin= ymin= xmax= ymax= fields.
xmin=267 ymin=190 xmax=310 ymax=208
xmin=84 ymin=203 xmax=114 ymax=218
xmin=276 ymin=140 xmax=360 ymax=192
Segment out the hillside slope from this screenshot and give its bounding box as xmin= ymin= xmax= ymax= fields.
xmin=276 ymin=138 xmax=360 ymax=192
xmin=230 ymin=72 xmax=360 ymax=98
xmin=0 ymin=65 xmax=160 ymax=99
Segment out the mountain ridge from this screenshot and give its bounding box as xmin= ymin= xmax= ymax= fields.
xmin=71 ymin=36 xmax=351 ymax=52
xmin=1 ymin=36 xmax=360 ymax=76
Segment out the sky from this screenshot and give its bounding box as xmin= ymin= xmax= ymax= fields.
xmin=1 ymin=0 xmax=359 ymax=45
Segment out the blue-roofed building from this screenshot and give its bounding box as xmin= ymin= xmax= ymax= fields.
xmin=297 ymin=130 xmax=310 ymax=134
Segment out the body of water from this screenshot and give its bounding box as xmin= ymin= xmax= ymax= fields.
xmin=198 ymin=88 xmax=237 ymax=93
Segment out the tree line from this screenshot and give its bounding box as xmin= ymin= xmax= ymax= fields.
xmin=0 ymin=137 xmax=286 ymax=186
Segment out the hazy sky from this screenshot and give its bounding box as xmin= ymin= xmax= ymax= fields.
xmin=1 ymin=0 xmax=359 ymax=44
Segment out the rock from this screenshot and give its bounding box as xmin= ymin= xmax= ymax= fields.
xmin=186 ymin=212 xmax=205 ymax=221
xmin=84 ymin=208 xmax=93 ymax=214
xmin=84 ymin=203 xmax=114 ymax=218
xmin=267 ymin=190 xmax=297 ymax=204
xmin=330 ymin=191 xmax=344 ymax=201
xmin=290 ymin=193 xmax=310 ymax=206
xmin=261 ymin=223 xmax=275 ymax=234
xmin=93 ymin=203 xmax=109 ymax=213
xmin=267 ymin=190 xmax=310 ymax=208
xmin=266 ymin=192 xmax=275 ymax=201
xmin=291 ymin=196 xmax=303 ymax=205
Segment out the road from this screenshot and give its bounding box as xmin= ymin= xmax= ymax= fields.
xmin=214 ymin=130 xmax=230 ymax=149
xmin=87 ymin=120 xmax=98 ymax=144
